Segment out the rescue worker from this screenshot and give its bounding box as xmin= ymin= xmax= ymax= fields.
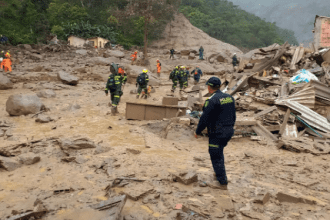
xmin=130 ymin=51 xmax=138 ymax=65
xmin=156 ymin=59 xmax=161 ymax=77
xmin=199 ymin=46 xmax=204 ymax=60
xmin=1 ymin=51 xmax=12 ymax=72
xmin=194 ymin=77 xmax=236 ymax=189
xmin=118 ymin=65 xmax=127 ymax=90
xmin=169 ymin=66 xmax=180 ymax=92
xmin=105 ymin=64 xmax=126 ymax=114
xmin=0 ymin=51 xmax=4 ymax=70
xmin=136 ymin=69 xmax=149 ymax=99
xmin=191 ymin=66 xmax=203 ymax=84
xmin=0 ymin=35 xmax=8 ymax=44
xmin=178 ymin=66 xmax=189 ymax=92
xmin=232 ymin=53 xmax=239 ymax=71
xmin=170 ymin=48 xmax=175 ymax=59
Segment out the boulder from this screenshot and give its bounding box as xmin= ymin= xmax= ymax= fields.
xmin=109 ymin=50 xmax=125 ymax=58
xmin=0 ymin=156 xmax=21 ymax=171
xmin=19 ymin=152 xmax=41 ymax=165
xmin=188 ymin=53 xmax=196 ymax=60
xmin=37 ymin=89 xmax=56 ymax=98
xmin=30 ymin=53 xmax=44 ymax=60
xmin=6 ymin=94 xmax=45 ymax=116
xmin=35 ymin=114 xmax=53 ymax=123
xmin=76 ymin=49 xmax=87 ymax=56
xmin=180 ymin=50 xmax=191 ymax=56
xmin=190 ymin=63 xmax=217 ymax=75
xmin=0 ymin=73 xmax=14 ymax=90
xmin=22 ymin=44 xmax=32 ymax=50
xmin=57 ymin=71 xmax=79 ymax=86
xmin=172 ymin=171 xmax=198 ymax=185
xmin=58 ymin=137 xmax=99 ymax=155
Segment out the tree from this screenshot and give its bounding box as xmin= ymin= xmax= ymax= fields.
xmin=111 ymin=0 xmax=180 ymax=60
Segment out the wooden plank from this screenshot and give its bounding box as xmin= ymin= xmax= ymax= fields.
xmin=254 ymin=106 xmax=277 ymax=118
xmin=279 ymin=108 xmax=291 ymax=136
xmin=227 ymin=75 xmax=249 ymax=96
xmin=265 ymin=125 xmax=280 ymax=132
xmin=235 ymin=117 xmax=257 ymax=126
xmin=252 ymin=122 xmax=278 ymax=142
xmin=252 ymin=42 xmax=289 ymax=73
xmin=280 ymin=82 xmax=289 ymax=98
xmin=298 ymin=128 xmax=307 ymax=137
xmin=90 ymin=195 xmax=127 ymax=220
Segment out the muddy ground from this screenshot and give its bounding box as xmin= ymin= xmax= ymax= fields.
xmin=0 ymin=48 xmax=330 ymax=220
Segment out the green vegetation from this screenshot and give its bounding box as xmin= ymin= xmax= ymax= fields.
xmin=0 ymin=0 xmax=298 ymax=50
xmin=180 ymin=0 xmax=299 ymax=49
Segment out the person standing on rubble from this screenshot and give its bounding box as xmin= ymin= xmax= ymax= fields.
xmin=178 ymin=66 xmax=189 ymax=93
xmin=195 ymin=77 xmax=236 ymax=190
xmin=131 ymin=51 xmax=138 ymax=65
xmin=105 ymin=63 xmax=126 ymax=114
xmin=199 ymin=46 xmax=204 ymax=60
xmin=136 ymin=69 xmax=149 ymax=99
xmin=191 ymin=66 xmax=203 ymax=84
xmin=232 ymin=53 xmax=239 ymax=71
xmin=0 ymin=51 xmax=5 ymax=70
xmin=156 ymin=59 xmax=161 ymax=77
xmin=170 ymin=48 xmax=175 ymax=59
xmin=1 ymin=50 xmax=12 ymax=72
xmin=169 ymin=66 xmax=179 ymax=92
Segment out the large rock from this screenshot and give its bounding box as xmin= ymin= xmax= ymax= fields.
xmin=90 ymin=57 xmax=120 ymax=66
xmin=109 ymin=50 xmax=125 ymax=58
xmin=188 ymin=53 xmax=196 ymax=60
xmin=58 ymin=137 xmax=99 ymax=155
xmin=57 ymin=71 xmax=79 ymax=86
xmin=35 ymin=114 xmax=53 ymax=123
xmin=6 ymin=94 xmax=45 ymax=116
xmin=0 ymin=74 xmax=14 ymax=90
xmin=76 ymin=49 xmax=87 ymax=56
xmin=37 ymin=89 xmax=56 ymax=98
xmin=0 ymin=156 xmax=21 ymax=171
xmin=190 ymin=63 xmax=217 ymax=75
xmin=30 ymin=53 xmax=44 ymax=60
xmin=22 ymin=44 xmax=32 ymax=50
xmin=19 ymin=152 xmax=41 ymax=165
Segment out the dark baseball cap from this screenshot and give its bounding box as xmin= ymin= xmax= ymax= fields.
xmin=206 ymin=77 xmax=221 ymax=87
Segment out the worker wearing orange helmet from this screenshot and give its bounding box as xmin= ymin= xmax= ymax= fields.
xmin=130 ymin=51 xmax=138 ymax=65
xmin=0 ymin=50 xmax=12 ymax=72
xmin=156 ymin=59 xmax=161 ymax=76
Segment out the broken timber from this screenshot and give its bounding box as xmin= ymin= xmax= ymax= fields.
xmin=252 ymin=122 xmax=278 ymax=142
xmin=90 ymin=195 xmax=127 ymax=220
xmin=279 ymin=109 xmax=291 ymax=136
xmin=254 ymin=106 xmax=277 ymax=118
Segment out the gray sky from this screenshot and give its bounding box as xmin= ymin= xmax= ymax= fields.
xmin=229 ymin=0 xmax=330 ymax=44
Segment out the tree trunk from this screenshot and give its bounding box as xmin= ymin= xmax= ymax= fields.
xmin=143 ymin=17 xmax=149 ymax=60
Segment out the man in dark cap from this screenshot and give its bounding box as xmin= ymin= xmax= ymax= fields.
xmin=194 ymin=77 xmax=236 ymax=189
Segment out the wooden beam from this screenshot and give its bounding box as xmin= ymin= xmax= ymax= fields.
xmin=252 ymin=122 xmax=278 ymax=142
xmin=279 ymin=108 xmax=291 ymax=136
xmin=254 ymin=106 xmax=277 ymax=118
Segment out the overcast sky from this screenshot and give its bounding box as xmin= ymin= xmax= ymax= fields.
xmin=229 ymin=0 xmax=330 ymax=44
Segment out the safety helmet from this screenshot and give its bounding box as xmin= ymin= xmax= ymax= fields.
xmin=156 ymin=59 xmax=159 ymax=61
xmin=182 ymin=66 xmax=185 ymax=69
xmin=233 ymin=53 xmax=236 ymax=55
xmin=142 ymin=69 xmax=148 ymax=73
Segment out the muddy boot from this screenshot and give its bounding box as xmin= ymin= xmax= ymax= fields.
xmin=144 ymin=94 xmax=148 ymax=99
xmin=136 ymin=94 xmax=140 ymax=99
xmin=111 ymin=106 xmax=117 ymax=115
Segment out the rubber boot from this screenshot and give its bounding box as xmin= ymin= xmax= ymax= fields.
xmin=136 ymin=94 xmax=139 ymax=99
xmin=111 ymin=106 xmax=117 ymax=115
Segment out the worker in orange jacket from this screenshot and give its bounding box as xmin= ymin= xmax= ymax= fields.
xmin=0 ymin=51 xmax=12 ymax=72
xmin=130 ymin=51 xmax=138 ymax=65
xmin=156 ymin=59 xmax=161 ymax=77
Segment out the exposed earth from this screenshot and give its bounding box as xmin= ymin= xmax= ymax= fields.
xmin=0 ymin=14 xmax=330 ymax=220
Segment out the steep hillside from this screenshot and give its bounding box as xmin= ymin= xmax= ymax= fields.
xmin=151 ymin=13 xmax=242 ymax=55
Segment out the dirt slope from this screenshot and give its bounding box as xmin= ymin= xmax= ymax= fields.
xmin=151 ymin=13 xmax=243 ymax=55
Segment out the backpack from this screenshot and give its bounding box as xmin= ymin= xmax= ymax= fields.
xmin=107 ymin=74 xmax=117 ymax=90
xmin=110 ymin=62 xmax=119 ymax=74
xmin=137 ymin=73 xmax=146 ymax=85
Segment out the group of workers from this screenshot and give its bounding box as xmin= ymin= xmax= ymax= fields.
xmin=0 ymin=50 xmax=12 ymax=72
xmin=169 ymin=65 xmax=203 ymax=93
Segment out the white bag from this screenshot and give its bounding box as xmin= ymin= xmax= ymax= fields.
xmin=290 ymin=69 xmax=319 ymax=85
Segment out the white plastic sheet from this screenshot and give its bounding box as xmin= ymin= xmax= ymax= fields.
xmin=290 ymin=69 xmax=319 ymax=85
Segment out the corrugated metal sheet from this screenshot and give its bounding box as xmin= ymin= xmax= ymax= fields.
xmin=279 ymin=100 xmax=330 ymax=133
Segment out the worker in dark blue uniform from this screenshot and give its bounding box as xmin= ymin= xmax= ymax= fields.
xmin=195 ymin=77 xmax=236 ymax=189
xmin=191 ymin=66 xmax=203 ymax=84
